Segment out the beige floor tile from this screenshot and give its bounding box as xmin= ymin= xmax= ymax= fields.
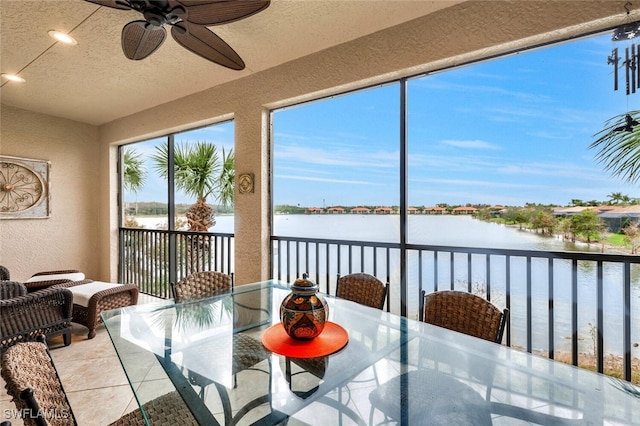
xmin=67 ymin=384 xmax=137 ymax=425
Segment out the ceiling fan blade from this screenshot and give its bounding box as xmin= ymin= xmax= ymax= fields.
xmin=171 ymin=23 xmax=244 ymax=70
xmin=122 ymin=21 xmax=167 ymax=60
xmin=175 ymin=0 xmax=270 ymax=26
xmin=84 ymin=0 xmax=132 ymax=10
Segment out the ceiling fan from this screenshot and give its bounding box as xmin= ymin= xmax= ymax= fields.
xmin=85 ymin=0 xmax=270 ymax=70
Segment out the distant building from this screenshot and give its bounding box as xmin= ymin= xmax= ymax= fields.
xmin=305 ymin=207 xmax=324 ymax=214
xmin=452 ymin=206 xmax=477 ymax=215
xmin=374 ymin=207 xmax=394 ymax=214
xmin=597 ymin=206 xmax=640 ymax=232
xmin=350 ymin=207 xmax=371 ymax=214
xmin=327 ymin=207 xmax=346 ymax=214
xmin=424 ymin=207 xmax=446 ymax=215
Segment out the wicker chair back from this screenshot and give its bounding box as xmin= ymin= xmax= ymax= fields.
xmin=420 ymin=290 xmax=508 ymax=344
xmin=1 ymin=339 xmax=198 ymax=426
xmin=0 ymin=287 xmax=73 ymax=349
xmin=172 ymin=271 xmax=233 ymax=303
xmin=0 ymin=281 xmax=28 ymax=299
xmin=336 ymin=273 xmax=389 ymax=311
xmin=1 ymin=340 xmax=77 ymax=426
xmin=0 ymin=265 xmax=10 ymax=280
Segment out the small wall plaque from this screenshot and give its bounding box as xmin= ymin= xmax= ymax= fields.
xmin=238 ymin=173 xmax=254 ymax=194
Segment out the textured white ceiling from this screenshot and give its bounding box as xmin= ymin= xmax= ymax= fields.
xmin=0 ymin=0 xmax=461 ymax=125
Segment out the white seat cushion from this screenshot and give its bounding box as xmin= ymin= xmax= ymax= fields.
xmin=67 ymin=281 xmax=123 ymax=307
xmin=26 ymin=271 xmax=85 ymax=283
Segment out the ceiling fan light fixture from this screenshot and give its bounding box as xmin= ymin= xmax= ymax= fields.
xmin=1 ymin=73 xmax=26 ymax=83
xmin=48 ymin=30 xmax=78 ymax=45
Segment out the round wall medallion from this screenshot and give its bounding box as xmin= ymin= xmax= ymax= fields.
xmin=0 ymin=156 xmax=50 ymax=219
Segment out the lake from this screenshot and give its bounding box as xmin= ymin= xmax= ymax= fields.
xmin=135 ymin=214 xmax=639 ymax=356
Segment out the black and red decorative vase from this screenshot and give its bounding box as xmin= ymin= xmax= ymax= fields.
xmin=280 ymin=274 xmax=329 ymax=340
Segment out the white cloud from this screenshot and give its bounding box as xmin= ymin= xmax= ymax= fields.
xmin=440 ymin=139 xmax=500 ymax=150
xmin=276 ymin=144 xmax=397 ymax=169
xmin=276 ymin=174 xmax=378 ymax=185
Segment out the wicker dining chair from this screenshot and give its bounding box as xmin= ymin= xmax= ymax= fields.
xmin=368 ymin=290 xmax=508 ymax=425
xmin=336 ymin=272 xmax=389 ymax=312
xmin=172 ymin=271 xmax=234 ymax=302
xmin=419 ymin=290 xmax=508 ymax=344
xmin=335 ymin=273 xmax=389 ymax=393
xmin=171 ymin=271 xmax=271 ymax=424
xmin=1 ymin=338 xmax=198 ymax=426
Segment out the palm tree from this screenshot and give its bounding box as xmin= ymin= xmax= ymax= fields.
xmin=122 ymin=147 xmax=147 ymax=215
xmin=608 ymin=192 xmax=624 ymax=205
xmin=152 ymin=141 xmax=234 ymax=231
xmin=590 ymin=111 xmax=640 ymax=184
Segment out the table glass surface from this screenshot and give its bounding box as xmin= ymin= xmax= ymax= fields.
xmin=102 ymin=281 xmax=640 ymax=425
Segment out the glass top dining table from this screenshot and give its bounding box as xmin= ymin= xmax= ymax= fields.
xmin=102 ymin=280 xmax=640 ymax=425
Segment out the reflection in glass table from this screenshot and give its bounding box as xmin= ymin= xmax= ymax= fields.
xmin=102 ymin=281 xmax=640 ymax=425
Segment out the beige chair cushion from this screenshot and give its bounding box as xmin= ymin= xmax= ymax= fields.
xmin=66 ymin=281 xmax=123 ymax=307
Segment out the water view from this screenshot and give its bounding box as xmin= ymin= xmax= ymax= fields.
xmin=135 ymin=213 xmax=639 ymax=360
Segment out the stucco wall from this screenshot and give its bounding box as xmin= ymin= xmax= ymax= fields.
xmin=0 ymin=105 xmax=101 ymax=281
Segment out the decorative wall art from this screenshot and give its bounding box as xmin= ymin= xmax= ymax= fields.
xmin=238 ymin=173 xmax=255 ymax=194
xmin=0 ymin=155 xmax=51 ymax=219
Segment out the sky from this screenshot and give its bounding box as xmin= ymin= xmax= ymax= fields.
xmin=273 ymin=30 xmax=640 ymax=208
xmin=124 ymin=122 xmax=235 ymax=205
xmin=125 ymin=29 xmax=640 ymax=208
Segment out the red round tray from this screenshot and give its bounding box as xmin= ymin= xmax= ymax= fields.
xmin=261 ymin=321 xmax=349 ymax=358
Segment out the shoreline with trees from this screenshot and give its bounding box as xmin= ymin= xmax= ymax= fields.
xmin=274 ymin=201 xmax=640 ymax=254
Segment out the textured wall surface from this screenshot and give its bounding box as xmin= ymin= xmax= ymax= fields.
xmin=0 ymin=105 xmax=100 ymax=281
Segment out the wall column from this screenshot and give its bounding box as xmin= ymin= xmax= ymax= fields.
xmin=233 ymin=106 xmax=271 ymax=284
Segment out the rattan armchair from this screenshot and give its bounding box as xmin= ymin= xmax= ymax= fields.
xmin=0 ymin=265 xmax=9 ymax=281
xmin=0 ymin=281 xmax=73 ymax=349
xmin=1 ymin=338 xmax=198 ymax=426
xmin=336 ymin=272 xmax=389 ymax=311
xmin=368 ymin=290 xmax=509 ymax=425
xmin=0 ymin=281 xmax=27 ymax=299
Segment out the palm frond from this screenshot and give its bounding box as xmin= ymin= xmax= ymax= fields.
xmin=123 ymin=147 xmax=147 ymax=192
xmin=609 ymin=378 xmax=640 ymax=399
xmin=216 ymin=147 xmax=235 ymax=207
xmin=590 ymin=111 xmax=640 ymax=184
xmin=151 ymin=143 xmax=170 ymax=179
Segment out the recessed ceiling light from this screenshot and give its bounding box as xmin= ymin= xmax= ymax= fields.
xmin=1 ymin=74 xmax=26 ymax=83
xmin=48 ymin=30 xmax=77 ymax=45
